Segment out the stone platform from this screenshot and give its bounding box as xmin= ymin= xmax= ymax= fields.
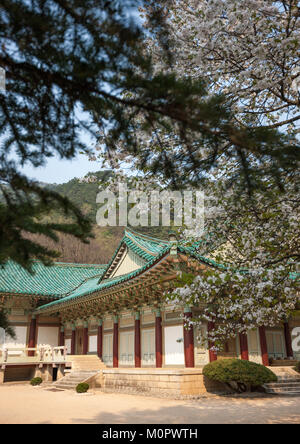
xmin=101 ymin=368 xmax=231 ymax=396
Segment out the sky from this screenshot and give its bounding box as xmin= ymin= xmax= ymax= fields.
xmin=4 ymin=3 xmax=143 ymax=185
xmin=20 ymin=152 xmax=102 ymax=184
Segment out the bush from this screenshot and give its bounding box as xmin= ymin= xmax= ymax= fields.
xmin=294 ymin=361 xmax=300 ymax=374
xmin=76 ymin=383 xmax=89 ymax=393
xmin=203 ymin=358 xmax=277 ymax=393
xmin=30 ymin=377 xmax=43 ymax=386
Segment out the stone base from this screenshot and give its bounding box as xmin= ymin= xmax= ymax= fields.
xmin=2 ymin=365 xmax=35 ymax=383
xmin=270 ymin=359 xmax=298 ymax=367
xmin=102 ymin=368 xmax=231 ymax=396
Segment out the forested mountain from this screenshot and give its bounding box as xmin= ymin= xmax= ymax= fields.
xmin=24 ymin=171 xmax=170 ymax=264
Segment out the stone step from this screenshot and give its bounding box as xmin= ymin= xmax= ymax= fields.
xmin=61 ymin=378 xmax=91 ymax=383
xmin=54 ymin=375 xmax=96 ymax=382
xmin=265 ymin=388 xmax=300 ymax=394
xmin=54 ymin=384 xmax=78 ymax=390
xmin=62 ymin=378 xmax=95 ymax=383
xmin=277 ymin=377 xmax=300 ymax=382
xmin=53 ymin=369 xmax=99 ymax=389
xmin=265 ymin=382 xmax=300 ymax=389
xmin=64 ymin=374 xmax=93 ymax=378
xmin=263 ymin=371 xmax=300 ymax=396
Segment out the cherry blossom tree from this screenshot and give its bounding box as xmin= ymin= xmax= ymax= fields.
xmin=142 ymin=0 xmax=300 ymax=131
xmin=95 ymin=1 xmax=300 ymax=193
xmin=90 ymin=1 xmax=300 ymax=347
xmin=168 ymin=172 xmax=299 ymax=349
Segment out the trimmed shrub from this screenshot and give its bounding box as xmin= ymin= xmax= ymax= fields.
xmin=203 ymin=358 xmax=277 ymax=393
xmin=294 ymin=361 xmax=300 ymax=374
xmin=76 ymin=382 xmax=89 ymax=393
xmin=30 ymin=377 xmax=43 ymax=386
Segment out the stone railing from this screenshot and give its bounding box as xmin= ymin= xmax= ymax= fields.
xmin=0 ymin=346 xmax=67 ymax=364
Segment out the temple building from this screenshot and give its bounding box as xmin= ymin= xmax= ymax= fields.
xmin=0 ymin=229 xmax=299 ymax=380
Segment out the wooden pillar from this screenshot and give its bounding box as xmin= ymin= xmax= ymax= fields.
xmin=259 ymin=326 xmax=269 ymax=366
xmin=71 ymin=325 xmax=76 ymax=355
xmin=97 ymin=320 xmax=103 ymax=359
xmin=134 ymin=312 xmax=141 ymax=368
xmin=83 ymin=321 xmax=89 ymax=355
xmin=28 ymin=315 xmax=37 ymax=357
xmin=239 ymin=332 xmax=249 ymax=360
xmin=113 ymin=316 xmax=119 ymax=368
xmin=59 ymin=326 xmax=65 ymax=347
xmin=207 ymin=321 xmax=217 ymax=362
xmin=183 ymin=307 xmax=195 ymax=368
xmin=284 ymin=322 xmax=294 ymax=358
xmin=155 ymin=309 xmax=163 ymax=368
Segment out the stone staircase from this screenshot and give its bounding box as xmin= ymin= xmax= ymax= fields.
xmin=52 ymin=355 xmax=106 ymax=391
xmin=53 ymin=371 xmax=100 ymax=390
xmin=66 ymin=355 xmax=106 ymax=372
xmin=264 ymin=367 xmax=300 ymax=396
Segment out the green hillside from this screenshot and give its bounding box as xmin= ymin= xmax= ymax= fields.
xmin=53 ymin=170 xmax=112 ymax=222
xmin=52 ymin=171 xmax=170 ymax=239
xmin=26 ymin=171 xmax=171 ymax=264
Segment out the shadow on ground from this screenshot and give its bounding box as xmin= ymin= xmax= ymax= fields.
xmin=69 ymin=395 xmax=300 ymax=425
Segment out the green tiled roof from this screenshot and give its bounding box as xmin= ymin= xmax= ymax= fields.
xmin=3 ymin=229 xmax=298 ymax=316
xmin=35 ymin=241 xmax=171 ymax=312
xmin=0 ymin=229 xmax=242 ymax=314
xmin=0 ymin=261 xmax=107 ymax=299
xmin=34 ymin=230 xmax=231 ymax=313
xmin=177 ymin=244 xmax=228 ymax=270
xmin=100 ymin=229 xmax=170 ymax=281
xmin=123 ymin=230 xmax=169 ymax=260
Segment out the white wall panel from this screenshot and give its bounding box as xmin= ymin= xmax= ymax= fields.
xmin=141 ymin=328 xmax=155 ymax=365
xmin=4 ymin=326 xmax=27 ymax=349
xmin=103 ymin=334 xmax=113 ymax=364
xmin=65 ymin=338 xmax=71 ymax=354
xmin=164 ymin=325 xmax=184 ymax=365
xmin=88 ymin=335 xmax=97 ymax=353
xmin=119 ymin=331 xmax=134 ymax=365
xmin=37 ymin=326 xmax=59 ymax=347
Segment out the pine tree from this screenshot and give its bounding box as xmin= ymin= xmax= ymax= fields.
xmin=0 ymin=310 xmax=15 ymax=339
xmin=0 ymin=1 xmax=299 ymax=271
xmin=0 ymin=0 xmax=202 ymax=269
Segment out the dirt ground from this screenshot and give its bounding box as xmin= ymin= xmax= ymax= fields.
xmin=0 ymin=383 xmax=300 ymax=424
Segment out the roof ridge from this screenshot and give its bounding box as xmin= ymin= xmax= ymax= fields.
xmin=35 ymin=246 xmax=171 ymax=313
xmin=53 ymin=262 xmax=107 ymax=268
xmin=6 ymin=259 xmax=108 ymax=268
xmin=124 ymin=228 xmax=170 ymax=244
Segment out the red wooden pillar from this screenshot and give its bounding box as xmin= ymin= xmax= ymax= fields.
xmin=59 ymin=325 xmax=65 ymax=347
xmin=207 ymin=321 xmax=217 ymax=362
xmin=113 ymin=316 xmax=119 ymax=368
xmin=239 ymin=332 xmax=249 ymax=360
xmin=155 ymin=310 xmax=163 ymax=368
xmin=28 ymin=315 xmax=37 ymax=357
xmin=259 ymin=326 xmax=269 ymax=366
xmin=183 ymin=308 xmax=195 ymax=367
xmin=83 ymin=321 xmax=89 ymax=355
xmin=71 ymin=325 xmax=76 ymax=355
xmin=97 ymin=320 xmax=103 ymax=359
xmin=284 ymin=322 xmax=294 ymax=358
xmin=134 ymin=312 xmax=141 ymax=368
